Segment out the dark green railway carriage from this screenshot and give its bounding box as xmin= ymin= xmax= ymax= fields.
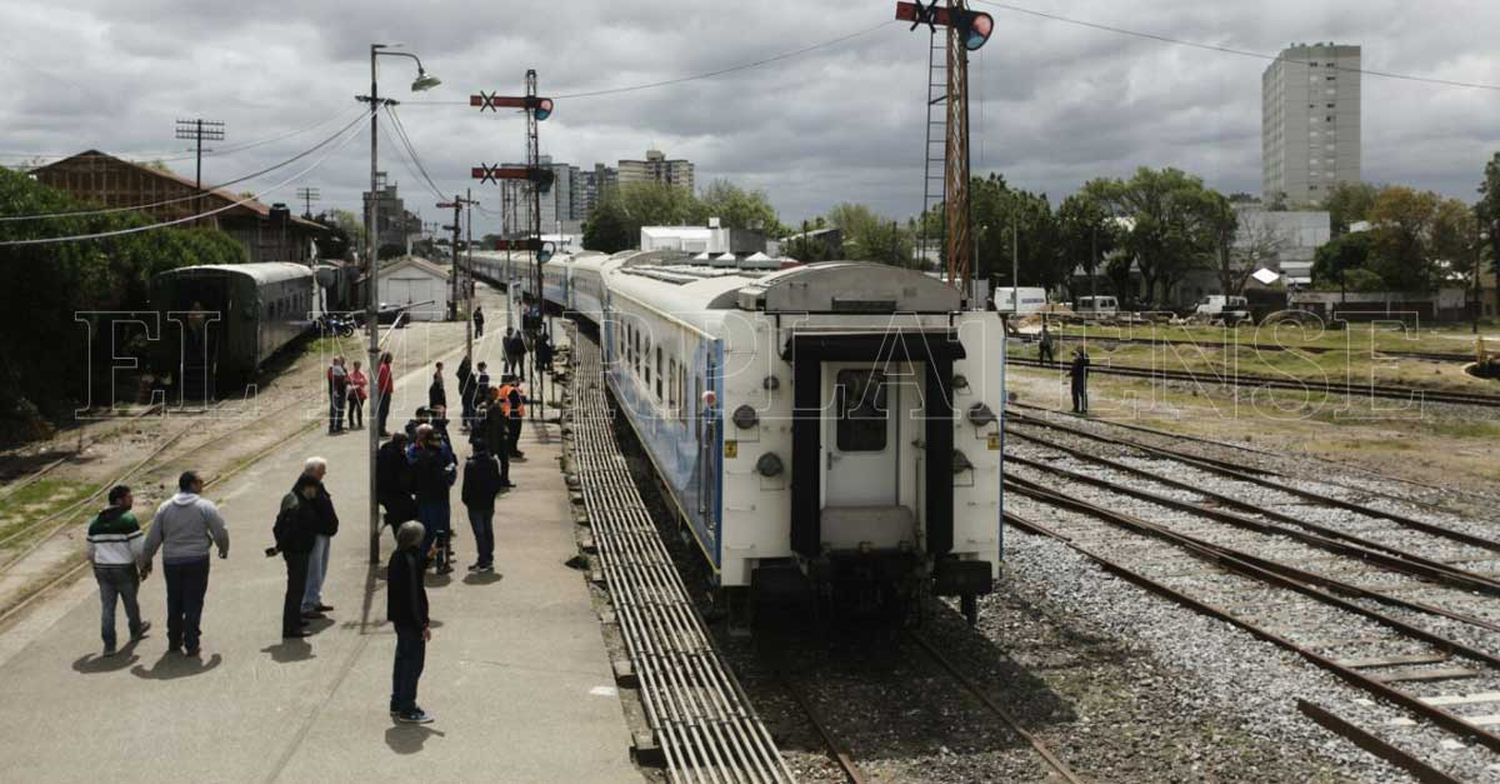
xmin=150 ymin=263 xmax=314 ymax=395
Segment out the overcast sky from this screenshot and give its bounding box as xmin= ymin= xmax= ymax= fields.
xmin=4 ymin=0 xmax=1500 ymax=235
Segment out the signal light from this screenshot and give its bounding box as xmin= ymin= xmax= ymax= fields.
xmin=957 ymin=10 xmax=993 ymax=51
xmin=895 ymin=2 xmax=995 ymax=51
xmin=530 ymin=97 xmax=553 ymax=121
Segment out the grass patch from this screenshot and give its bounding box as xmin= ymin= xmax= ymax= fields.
xmin=0 ymin=478 xmax=99 ymax=547
xmin=1051 ymin=321 xmax=1491 ymax=356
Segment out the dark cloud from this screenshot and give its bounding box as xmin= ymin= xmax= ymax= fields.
xmin=3 ymin=0 xmax=1500 ymax=233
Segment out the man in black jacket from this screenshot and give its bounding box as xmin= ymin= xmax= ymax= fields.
xmin=276 ymin=469 xmax=324 ymax=638
xmin=388 ymin=521 xmax=432 ymax=723
xmin=461 ymin=444 xmax=502 ymax=573
xmin=377 ymin=433 xmax=417 ymax=531
xmin=478 ymin=394 xmax=514 ymax=489
xmin=297 ymin=458 xmax=339 ymax=620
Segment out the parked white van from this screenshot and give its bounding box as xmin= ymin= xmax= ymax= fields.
xmin=994 ymin=287 xmax=1049 ymax=315
xmin=1071 ymin=295 xmax=1119 ymax=317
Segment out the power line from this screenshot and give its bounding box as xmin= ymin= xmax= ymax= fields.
xmin=386 ymin=104 xmax=450 ymax=201
xmin=974 ymin=1 xmax=1500 ymax=92
xmin=377 ymin=113 xmax=447 ymax=204
xmin=0 ymin=109 xmax=369 ymax=222
xmin=406 ymin=20 xmax=897 ymax=106
xmin=0 ymin=106 xmax=370 ymax=246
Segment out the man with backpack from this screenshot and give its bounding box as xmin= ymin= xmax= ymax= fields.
xmin=407 ymin=425 xmax=456 ymax=573
xmin=461 ymin=443 xmax=502 ymax=574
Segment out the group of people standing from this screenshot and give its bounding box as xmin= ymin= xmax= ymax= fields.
xmin=325 ymin=356 xmax=369 ymax=434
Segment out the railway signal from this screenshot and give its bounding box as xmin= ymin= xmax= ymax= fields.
xmin=470 ymin=92 xmax=554 ymax=121
xmin=895 ymin=1 xmax=994 ymax=50
xmin=491 ymin=237 xmax=554 ymax=263
xmin=470 ymin=164 xmax=554 ymax=193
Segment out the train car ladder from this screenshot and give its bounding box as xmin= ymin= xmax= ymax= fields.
xmin=919 ymin=27 xmax=948 ymax=268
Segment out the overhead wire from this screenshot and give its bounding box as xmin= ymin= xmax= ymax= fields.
xmin=973 ymin=0 xmax=1500 ymax=92
xmin=0 ymin=104 xmax=373 ymax=246
xmin=404 ymin=20 xmax=897 ymax=106
xmin=0 ymin=108 xmax=370 ymax=222
xmin=386 ymin=104 xmax=452 ymax=201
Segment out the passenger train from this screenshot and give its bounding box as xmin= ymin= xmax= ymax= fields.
xmin=470 ymin=249 xmax=1004 ymax=623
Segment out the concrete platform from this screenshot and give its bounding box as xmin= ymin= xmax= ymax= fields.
xmin=0 ymin=354 xmax=638 ymax=783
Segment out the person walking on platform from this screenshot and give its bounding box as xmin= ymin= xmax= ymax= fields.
xmin=377 ymin=351 xmax=396 ymax=437
xmin=388 ymin=521 xmax=433 ymax=724
xmin=429 ymin=361 xmax=448 ymax=413
xmin=141 ymin=471 xmax=229 ymax=656
xmin=297 ymin=458 xmax=339 ymax=620
xmin=86 ymin=485 xmax=150 ymax=655
xmin=377 ymin=432 xmax=417 ymax=532
xmin=461 ymin=443 xmax=502 ymax=573
xmin=535 ymin=331 xmax=555 ymax=374
xmin=327 ymin=357 xmax=348 ymax=434
xmin=274 ymin=470 xmax=322 ymax=639
xmin=407 ymin=425 xmax=456 ymax=573
xmin=346 ymin=360 xmax=368 ymax=430
xmin=473 ymin=305 xmax=485 ymax=338
xmin=1068 ymin=347 xmax=1091 ymax=415
xmin=1037 ymin=322 xmax=1056 ymax=365
xmin=501 ymin=328 xmax=522 ymax=376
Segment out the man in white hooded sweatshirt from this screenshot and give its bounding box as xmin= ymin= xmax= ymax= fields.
xmin=141 ymin=471 xmax=229 ymax=656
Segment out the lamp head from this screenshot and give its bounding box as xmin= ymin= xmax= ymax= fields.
xmin=412 ymin=70 xmax=441 ymax=92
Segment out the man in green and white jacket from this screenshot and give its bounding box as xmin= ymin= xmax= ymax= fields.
xmin=85 ymin=485 xmax=151 ymax=655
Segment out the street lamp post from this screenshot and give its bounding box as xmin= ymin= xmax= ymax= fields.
xmin=363 ymin=43 xmax=440 ymax=565
xmin=1476 ymin=230 xmax=1489 ymax=336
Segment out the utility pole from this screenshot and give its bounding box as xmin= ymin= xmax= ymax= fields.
xmin=174 ymin=118 xmax=225 ymax=190
xmin=296 ymin=187 xmax=320 ymax=220
xmin=465 ymin=187 xmax=475 ymax=360
xmin=1011 ymin=215 xmax=1019 ymax=316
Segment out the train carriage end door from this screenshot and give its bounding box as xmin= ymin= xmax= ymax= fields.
xmin=822 ymin=364 xmax=899 ymax=507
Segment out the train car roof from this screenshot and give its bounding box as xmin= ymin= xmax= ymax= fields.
xmin=735 ymin=261 xmax=961 ymax=313
xmin=155 ymin=262 xmax=313 ymax=285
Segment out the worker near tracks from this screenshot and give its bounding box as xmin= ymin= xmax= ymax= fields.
xmin=461 ymin=441 xmax=503 ymax=574
xmin=273 ymin=466 xmax=322 ymax=639
xmin=140 ymin=471 xmax=229 ymax=657
xmin=376 ymin=351 xmax=395 ymax=437
xmin=387 ymin=520 xmax=433 ymax=724
xmin=428 ymin=361 xmax=447 ymax=412
xmin=1068 ymin=347 xmax=1091 ymax=415
xmin=346 ymin=360 xmax=368 ymax=430
xmin=473 ymin=305 xmax=485 ymax=338
xmin=377 ymin=432 xmax=417 ymax=532
xmin=407 ymin=425 xmax=456 ymax=573
xmin=86 ymin=485 xmax=150 ymax=656
xmin=1037 ymin=322 xmax=1056 ymax=364
xmin=296 ymin=457 xmax=339 ymax=623
xmin=497 ymin=376 xmax=526 ymax=459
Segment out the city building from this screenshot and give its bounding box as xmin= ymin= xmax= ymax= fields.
xmin=575 ymin=163 xmax=617 ymax=219
xmin=640 ymin=218 xmax=765 ymax=256
xmin=30 ymin=150 xmax=326 ymax=263
xmin=1233 ymin=205 xmax=1332 ymax=286
xmin=362 ymin=172 xmax=422 ymax=253
xmin=1262 ymin=43 xmax=1362 ymax=205
xmin=618 ymin=148 xmax=694 ymax=193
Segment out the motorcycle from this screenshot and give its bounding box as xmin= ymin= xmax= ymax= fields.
xmin=317 ymin=313 xmax=355 ymax=338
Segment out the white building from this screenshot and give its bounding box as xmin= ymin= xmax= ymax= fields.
xmin=1262 ymin=43 xmax=1361 ymax=205
xmin=377 ymin=256 xmax=450 ymax=321
xmin=640 ymin=219 xmax=766 ymax=256
xmin=1235 ymin=206 xmax=1332 ymax=286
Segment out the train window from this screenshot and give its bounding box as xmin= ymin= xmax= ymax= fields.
xmin=668 ymin=358 xmax=677 ymax=413
xmin=655 ymin=347 xmax=663 ymax=401
xmin=644 ymin=338 xmax=652 ymax=387
xmin=836 ymin=369 xmax=888 ymax=452
xmin=694 ymin=376 xmax=702 ymax=434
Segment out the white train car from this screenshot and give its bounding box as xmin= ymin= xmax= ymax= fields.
xmin=582 ymin=253 xmax=1004 ymax=623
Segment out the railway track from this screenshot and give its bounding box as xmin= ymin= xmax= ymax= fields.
xmin=1043 ymin=331 xmax=1473 ymax=364
xmin=568 ymin=323 xmax=793 ymax=784
xmin=1006 ymin=356 xmax=1500 ymax=408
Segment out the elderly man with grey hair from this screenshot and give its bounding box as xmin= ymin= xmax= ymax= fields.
xmin=388 ymin=521 xmax=432 ymax=723
xmin=296 ymin=457 xmax=339 ymax=620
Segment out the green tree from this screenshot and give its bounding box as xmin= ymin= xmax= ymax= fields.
xmin=1087 ymin=167 xmax=1223 ymax=306
xmin=1321 ymin=181 xmax=1378 ymax=235
xmin=1056 ymin=190 xmax=1120 ymax=299
xmin=1475 ymin=153 xmax=1500 ymax=285
xmin=1313 ymin=231 xmax=1373 ymax=291
xmin=582 ymin=181 xmax=702 ymax=253
xmin=1365 ymin=185 xmax=1466 ymax=291
xmin=698 ymin=180 xmax=782 ymax=235
xmin=826 ymin=203 xmax=914 ymax=267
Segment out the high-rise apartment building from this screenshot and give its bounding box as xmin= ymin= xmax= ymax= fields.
xmin=1262 ymin=43 xmax=1361 ymax=205
xmin=618 ymin=148 xmax=694 ymax=193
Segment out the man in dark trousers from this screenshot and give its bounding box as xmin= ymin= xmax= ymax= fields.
xmin=428 ymin=362 xmax=447 ymax=412
xmin=1037 ymin=322 xmax=1056 ymax=364
xmin=499 ymin=376 xmax=526 ymax=459
xmin=455 ymin=356 xmax=473 ymax=430
xmin=1068 ymin=347 xmax=1091 ymax=414
xmin=387 ymin=520 xmax=433 ymax=724
xmin=473 ymin=306 xmax=485 ymax=338
xmin=479 ymin=392 xmax=515 ymax=490
xmin=535 ymin=331 xmax=555 ymax=373
xmin=275 ymin=468 xmax=323 ymax=639
xmin=461 ymin=442 xmax=503 ymax=573
xmin=86 ymin=485 xmax=150 ymax=655
xmin=407 ymin=425 xmax=456 ymax=573
xmin=140 ymin=471 xmax=229 ymax=657
xmin=377 ymin=433 xmax=417 ymax=532
xmin=297 ymin=458 xmax=338 ymax=621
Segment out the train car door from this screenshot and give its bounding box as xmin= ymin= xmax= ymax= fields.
xmin=822 ymin=365 xmax=897 ymax=507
